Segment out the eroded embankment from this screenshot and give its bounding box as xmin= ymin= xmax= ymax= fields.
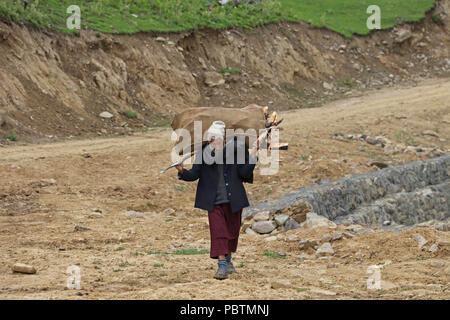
xmin=0 ymin=0 xmax=449 ymax=141
xmin=244 ymin=155 xmax=450 ymax=228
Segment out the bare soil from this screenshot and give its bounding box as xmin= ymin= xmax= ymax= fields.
xmin=0 ymin=78 xmax=449 ymax=299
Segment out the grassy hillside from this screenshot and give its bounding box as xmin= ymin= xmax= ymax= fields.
xmin=282 ymin=0 xmax=436 ymax=37
xmin=0 ymin=0 xmax=436 ymax=37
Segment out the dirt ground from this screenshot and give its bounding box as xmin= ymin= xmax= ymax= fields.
xmin=0 ymin=78 xmax=449 ymax=300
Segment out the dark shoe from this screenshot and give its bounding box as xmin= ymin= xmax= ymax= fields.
xmin=226 ymin=261 xmax=237 ymax=274
xmin=214 ymin=265 xmax=228 ymax=280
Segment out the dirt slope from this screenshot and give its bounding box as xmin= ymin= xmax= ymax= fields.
xmin=0 ymin=1 xmax=449 ymax=142
xmin=0 ymin=78 xmax=448 ymax=299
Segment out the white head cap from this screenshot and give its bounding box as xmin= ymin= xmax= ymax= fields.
xmin=206 ymin=120 xmax=226 ymax=141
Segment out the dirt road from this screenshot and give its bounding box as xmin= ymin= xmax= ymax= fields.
xmin=0 ymin=79 xmax=449 ymax=299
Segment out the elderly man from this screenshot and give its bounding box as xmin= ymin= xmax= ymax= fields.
xmin=176 ymin=121 xmax=258 ymax=280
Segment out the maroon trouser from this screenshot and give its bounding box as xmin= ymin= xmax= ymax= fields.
xmin=208 ymin=203 xmax=242 ymax=259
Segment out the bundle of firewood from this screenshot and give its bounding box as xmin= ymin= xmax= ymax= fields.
xmin=160 ymin=104 xmax=287 ymax=173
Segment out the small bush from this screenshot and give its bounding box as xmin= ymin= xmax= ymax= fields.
xmin=263 ymin=251 xmax=286 ymax=259
xmin=219 ymin=68 xmax=242 ymax=75
xmin=432 ymin=14 xmax=441 ymax=23
xmin=4 ymin=129 xmax=17 ymax=141
xmin=124 ymin=110 xmax=138 ymax=118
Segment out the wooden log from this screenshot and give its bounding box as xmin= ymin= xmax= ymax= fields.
xmin=271 ymin=143 xmax=289 ymax=150
xmin=12 ymin=263 xmax=36 ymax=274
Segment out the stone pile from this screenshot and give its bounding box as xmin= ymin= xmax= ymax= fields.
xmin=331 ymin=133 xmax=447 ymax=157
xmin=244 ymin=155 xmax=450 ymax=229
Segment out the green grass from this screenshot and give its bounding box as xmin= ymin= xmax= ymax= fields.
xmin=124 ymin=110 xmax=137 ymax=119
xmin=432 ymin=14 xmax=441 ymax=23
xmin=219 ymin=67 xmax=242 ymax=75
xmin=281 ymin=0 xmax=436 ymax=37
xmin=263 ymin=251 xmax=286 ymax=259
xmin=339 ymin=77 xmax=353 ymax=87
xmin=172 ymin=248 xmax=209 ymax=255
xmin=3 ymin=129 xmax=17 ymax=141
xmin=146 ymin=249 xmax=209 ymax=255
xmin=147 ymin=250 xmax=169 ymax=256
xmin=175 ymin=185 xmax=186 ymax=192
xmin=118 ymin=261 xmax=132 ymax=268
xmin=0 ymin=0 xmax=436 ymax=38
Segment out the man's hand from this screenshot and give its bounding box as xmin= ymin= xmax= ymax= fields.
xmin=175 ymin=163 xmax=184 ymax=174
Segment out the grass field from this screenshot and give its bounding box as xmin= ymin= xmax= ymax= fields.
xmin=0 ymin=0 xmax=436 ymax=37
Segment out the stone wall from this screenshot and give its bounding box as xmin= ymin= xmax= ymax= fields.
xmin=244 ymin=155 xmax=450 ymax=227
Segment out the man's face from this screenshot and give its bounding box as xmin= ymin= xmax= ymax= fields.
xmin=210 ymin=137 xmax=224 ymax=151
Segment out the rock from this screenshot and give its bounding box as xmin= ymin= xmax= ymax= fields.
xmin=245 ymin=227 xmax=258 ymax=235
xmin=316 ymin=242 xmax=335 ymax=257
xmin=74 ymin=225 xmax=89 ymax=232
xmin=383 ymin=220 xmax=391 ymax=226
xmin=204 ymin=72 xmax=225 ymax=87
xmin=163 ymin=208 xmax=175 ymax=215
xmin=99 ymin=111 xmax=114 ymax=119
xmin=241 ymin=222 xmax=251 ymax=233
xmin=320 ymin=234 xmax=332 ymax=243
xmin=291 ymin=212 xmax=307 ymax=224
xmin=274 ymin=214 xmax=289 ymax=226
xmin=429 ymin=244 xmax=439 ymax=253
xmin=430 ymin=261 xmax=445 ymax=268
xmin=298 ymin=253 xmax=312 ymax=260
xmin=283 ymin=218 xmax=301 ymax=231
xmin=413 ymin=234 xmax=428 ymax=249
xmin=286 ymin=234 xmax=298 ymax=241
xmin=310 ymin=288 xmax=336 ymax=296
xmin=122 ymin=211 xmax=144 ymax=218
xmin=271 ymin=279 xmax=292 ymax=289
xmin=371 ymin=161 xmax=389 ymax=169
xmin=395 ymin=29 xmax=412 ymax=43
xmin=365 ymin=136 xmax=378 ymax=145
xmin=345 ymin=224 xmax=365 ymax=233
xmin=155 ymin=36 xmax=166 ymax=42
xmin=253 ymin=211 xmax=270 ymax=222
xmin=265 ymin=236 xmax=277 ymax=242
xmin=252 ymin=220 xmax=277 ymax=234
xmin=434 ymin=222 xmax=450 ymax=232
xmin=331 ymin=233 xmax=343 ymax=241
xmin=422 ymin=130 xmax=439 ymax=138
xmin=342 ymin=232 xmax=355 ymax=239
xmin=0 ymin=26 xmax=11 ymax=42
xmin=12 ymin=263 xmax=36 ymax=274
xmin=40 ymin=178 xmax=56 ymax=186
xmin=323 ymin=82 xmax=334 ymax=91
xmin=305 ymin=212 xmax=336 ymax=229
xmin=299 ymin=239 xmax=318 ymax=250
xmin=88 ymin=212 xmax=102 ymax=218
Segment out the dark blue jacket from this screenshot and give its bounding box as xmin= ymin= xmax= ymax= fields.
xmin=178 ymin=140 xmax=256 ymax=213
